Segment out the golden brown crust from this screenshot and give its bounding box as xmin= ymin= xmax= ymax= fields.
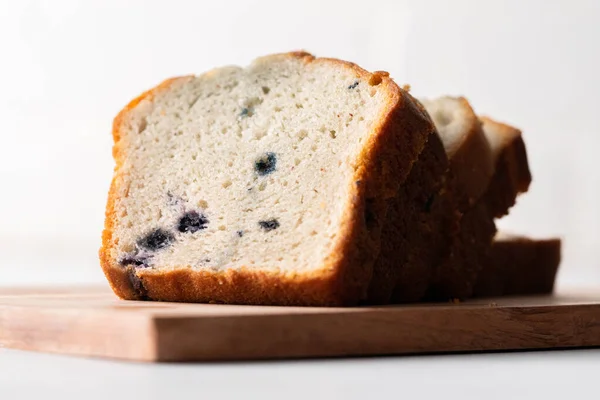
xmin=479 ymin=117 xmax=532 ymax=218
xmin=100 ymin=52 xmax=431 ymax=306
xmin=473 ymin=236 xmax=561 ymax=297
xmin=131 ymin=267 xmax=348 ymax=306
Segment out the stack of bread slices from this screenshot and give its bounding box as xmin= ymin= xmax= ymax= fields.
xmin=100 ymin=52 xmax=560 ymax=306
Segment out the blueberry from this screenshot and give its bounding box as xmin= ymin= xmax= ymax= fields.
xmin=178 ymin=211 xmax=209 ymax=233
xmin=255 ymin=152 xmax=277 ymax=176
xmin=348 ymin=81 xmax=359 ymax=89
xmin=240 ymin=107 xmax=254 ymax=117
xmin=119 ymin=255 xmax=149 ymax=268
xmin=137 ymin=229 xmax=174 ymax=251
xmin=259 ymin=219 xmax=280 ymax=232
xmin=236 ymin=230 xmax=244 ymax=237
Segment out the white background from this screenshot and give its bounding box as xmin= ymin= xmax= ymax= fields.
xmin=0 ymin=0 xmax=598 ymax=287
xmin=1 ymin=1 xmax=599 ymax=397
xmin=1 ymin=347 xmax=599 ymax=399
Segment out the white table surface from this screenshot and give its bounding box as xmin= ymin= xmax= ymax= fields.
xmin=1 ymin=347 xmax=599 ymax=399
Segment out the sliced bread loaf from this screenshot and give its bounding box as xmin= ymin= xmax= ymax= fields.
xmin=100 ymin=52 xmax=432 ymax=306
xmin=473 ymin=233 xmax=561 ymax=297
xmin=414 ymin=97 xmax=495 ymax=301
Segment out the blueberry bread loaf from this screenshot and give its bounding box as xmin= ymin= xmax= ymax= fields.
xmin=99 ymin=52 xmax=433 ymax=306
xmin=473 ymin=233 xmax=561 ymax=297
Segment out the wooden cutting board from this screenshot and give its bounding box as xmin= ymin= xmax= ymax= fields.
xmin=1 ymin=286 xmax=599 ymax=362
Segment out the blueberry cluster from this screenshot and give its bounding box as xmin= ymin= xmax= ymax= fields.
xmin=121 ymin=166 xmax=283 ymax=270
xmin=119 ymin=209 xmax=210 ymax=268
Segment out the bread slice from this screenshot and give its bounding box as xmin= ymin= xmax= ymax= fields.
xmin=367 ymin=126 xmax=449 ymax=304
xmin=429 ymin=115 xmax=532 ymax=300
xmin=420 ymin=97 xmax=494 ymax=209
xmin=479 ymin=117 xmax=532 ymax=218
xmin=473 ymin=232 xmax=561 ymax=297
xmin=413 ymin=97 xmax=495 ymax=301
xmin=99 ymin=52 xmax=433 ymax=306
xmin=464 ymin=117 xmax=532 ymax=298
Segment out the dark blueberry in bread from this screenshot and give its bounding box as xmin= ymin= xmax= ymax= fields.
xmin=254 ymin=152 xmax=277 ymax=176
xmin=259 ymin=219 xmax=280 ymax=231
xmin=237 ymin=230 xmax=244 ymax=237
xmin=137 ymin=229 xmax=174 ymax=251
xmin=240 ymin=107 xmax=254 ymax=117
xmin=348 ymin=81 xmax=359 ymax=89
xmin=119 ymin=255 xmax=149 ymax=268
xmin=178 ymin=211 xmax=209 ymax=233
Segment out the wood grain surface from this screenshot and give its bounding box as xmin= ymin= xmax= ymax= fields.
xmin=0 ymin=286 xmax=599 ymax=362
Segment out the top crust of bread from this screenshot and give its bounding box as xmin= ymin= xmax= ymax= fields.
xmin=99 ymin=52 xmax=432 ymax=306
